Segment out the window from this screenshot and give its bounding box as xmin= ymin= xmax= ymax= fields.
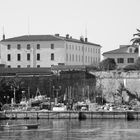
xmin=66 ymin=44 xmax=68 ymax=50
xmin=37 ymin=65 xmax=40 ymax=68
xmin=37 ymin=53 xmax=40 ymax=61
xmin=27 ymin=44 xmax=30 ymax=50
xmin=79 ymin=55 xmax=80 ymax=62
xmin=27 ymin=65 xmax=30 ymax=68
xmin=7 ymin=65 xmax=11 ymax=68
xmin=88 ymin=56 xmax=89 ymax=62
xmin=128 ymin=58 xmax=134 ymax=63
xmin=27 ymin=53 xmax=30 ymax=61
xmin=17 ymin=44 xmax=21 ymax=50
xmin=51 ymin=53 xmax=54 ymax=60
xmin=17 ymin=54 xmax=21 ymax=61
xmin=69 ymin=54 xmax=71 ymax=61
xmin=72 ymin=54 xmax=74 ymax=61
xmin=17 ymin=65 xmax=21 ymax=68
xmin=82 ymin=56 xmax=84 ymax=62
xmin=7 ymin=54 xmax=11 ymax=61
xmin=66 ymin=54 xmax=68 ymax=61
xmin=76 ymin=55 xmax=77 ymax=62
xmin=51 ymin=44 xmax=54 ymax=49
xmin=117 ymin=58 xmax=124 ymax=63
xmin=37 ymin=44 xmax=40 ymax=49
xmin=72 ymin=45 xmax=74 ymax=50
xmin=129 ymin=48 xmax=133 ymax=53
xmin=69 ymin=45 xmax=71 ymax=50
xmin=85 ymin=56 xmax=87 ymax=62
xmin=7 ymin=44 xmax=11 ymax=50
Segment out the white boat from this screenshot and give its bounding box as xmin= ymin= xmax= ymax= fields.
xmin=52 ymin=104 xmax=67 ymax=111
xmin=0 ymin=123 xmax=40 ymax=129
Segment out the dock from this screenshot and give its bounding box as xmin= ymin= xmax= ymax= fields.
xmin=1 ymin=111 xmax=140 ymax=120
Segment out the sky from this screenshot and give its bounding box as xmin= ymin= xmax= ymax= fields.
xmin=0 ymin=0 xmax=140 ymax=58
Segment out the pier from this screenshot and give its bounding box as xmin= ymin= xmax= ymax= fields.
xmin=1 ymin=111 xmax=140 ymax=120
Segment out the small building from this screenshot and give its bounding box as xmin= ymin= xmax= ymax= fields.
xmin=0 ymin=34 xmax=101 ymax=68
xmin=102 ymin=45 xmax=139 ymax=68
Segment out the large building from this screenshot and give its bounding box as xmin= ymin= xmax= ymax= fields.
xmin=103 ymin=45 xmax=139 ymax=68
xmin=0 ymin=34 xmax=101 ymax=68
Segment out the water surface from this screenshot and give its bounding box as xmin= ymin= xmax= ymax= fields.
xmin=0 ymin=119 xmax=140 ymax=140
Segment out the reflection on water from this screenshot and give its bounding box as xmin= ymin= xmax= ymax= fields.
xmin=0 ymin=119 xmax=140 ymax=140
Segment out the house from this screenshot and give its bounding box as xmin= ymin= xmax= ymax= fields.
xmin=0 ymin=34 xmax=101 ymax=68
xmin=102 ymin=45 xmax=139 ymax=68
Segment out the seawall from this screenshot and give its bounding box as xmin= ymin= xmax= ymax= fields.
xmin=0 ymin=111 xmax=140 ymax=120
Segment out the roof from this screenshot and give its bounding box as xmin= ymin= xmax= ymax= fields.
xmin=59 ymin=36 xmax=101 ymax=46
xmin=103 ymin=45 xmax=137 ymax=55
xmin=1 ymin=35 xmax=101 ymax=47
xmin=1 ymin=35 xmax=63 ymax=42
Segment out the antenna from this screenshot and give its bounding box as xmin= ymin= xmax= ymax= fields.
xmin=2 ymin=26 xmax=5 ymax=40
xmin=2 ymin=26 xmax=4 ymax=34
xmin=85 ymin=25 xmax=87 ymax=38
xmin=27 ymin=17 xmax=30 ymax=36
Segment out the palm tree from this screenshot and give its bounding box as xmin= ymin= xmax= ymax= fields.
xmin=131 ymin=29 xmax=140 ymax=45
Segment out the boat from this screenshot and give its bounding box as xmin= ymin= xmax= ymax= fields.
xmin=29 ymin=88 xmax=49 ymax=107
xmin=0 ymin=123 xmax=40 ymax=130
xmin=52 ymin=103 xmax=67 ymax=111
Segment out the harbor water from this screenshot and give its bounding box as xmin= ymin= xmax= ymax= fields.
xmin=0 ymin=119 xmax=140 ymax=140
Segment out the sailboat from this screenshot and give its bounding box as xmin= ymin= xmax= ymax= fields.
xmin=30 ymin=88 xmax=47 ymax=107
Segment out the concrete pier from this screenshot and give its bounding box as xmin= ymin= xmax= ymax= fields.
xmin=1 ymin=111 xmax=140 ymax=120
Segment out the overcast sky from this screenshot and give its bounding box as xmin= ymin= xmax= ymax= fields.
xmin=0 ymin=0 xmax=140 ymax=57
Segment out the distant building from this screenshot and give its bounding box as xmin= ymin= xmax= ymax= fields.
xmin=0 ymin=34 xmax=101 ymax=68
xmin=102 ymin=45 xmax=139 ymax=68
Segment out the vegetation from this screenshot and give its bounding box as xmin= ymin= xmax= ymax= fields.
xmin=99 ymin=58 xmax=117 ymax=71
xmin=123 ymin=57 xmax=140 ymax=71
xmin=131 ymin=28 xmax=140 ymax=45
xmin=0 ymin=77 xmax=24 ymax=104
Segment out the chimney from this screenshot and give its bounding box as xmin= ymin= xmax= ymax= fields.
xmin=66 ymin=34 xmax=69 ymax=39
xmin=2 ymin=34 xmax=5 ymax=40
xmin=85 ymin=38 xmax=88 ymax=42
xmin=80 ymin=36 xmax=84 ymax=42
xmin=55 ymin=34 xmax=59 ymax=36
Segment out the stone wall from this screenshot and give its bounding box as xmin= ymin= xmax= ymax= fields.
xmin=90 ymin=71 xmax=140 ymax=102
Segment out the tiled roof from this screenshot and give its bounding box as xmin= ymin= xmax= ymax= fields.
xmin=59 ymin=36 xmax=101 ymax=46
xmin=1 ymin=35 xmax=63 ymax=42
xmin=1 ymin=35 xmax=101 ymax=47
xmin=103 ymin=45 xmax=133 ymax=55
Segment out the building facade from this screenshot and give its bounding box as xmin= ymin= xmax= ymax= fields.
xmin=0 ymin=34 xmax=101 ymax=68
xmin=102 ymin=45 xmax=139 ymax=68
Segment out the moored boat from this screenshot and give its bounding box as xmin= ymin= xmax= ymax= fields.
xmin=0 ymin=123 xmax=40 ymax=130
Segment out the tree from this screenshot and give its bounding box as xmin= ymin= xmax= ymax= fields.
xmin=123 ymin=64 xmax=138 ymax=71
xmin=135 ymin=57 xmax=140 ymax=68
xmin=123 ymin=57 xmax=140 ymax=71
xmin=0 ymin=77 xmax=25 ymax=104
xmin=99 ymin=58 xmax=117 ymax=71
xmin=131 ymin=28 xmax=140 ymax=45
